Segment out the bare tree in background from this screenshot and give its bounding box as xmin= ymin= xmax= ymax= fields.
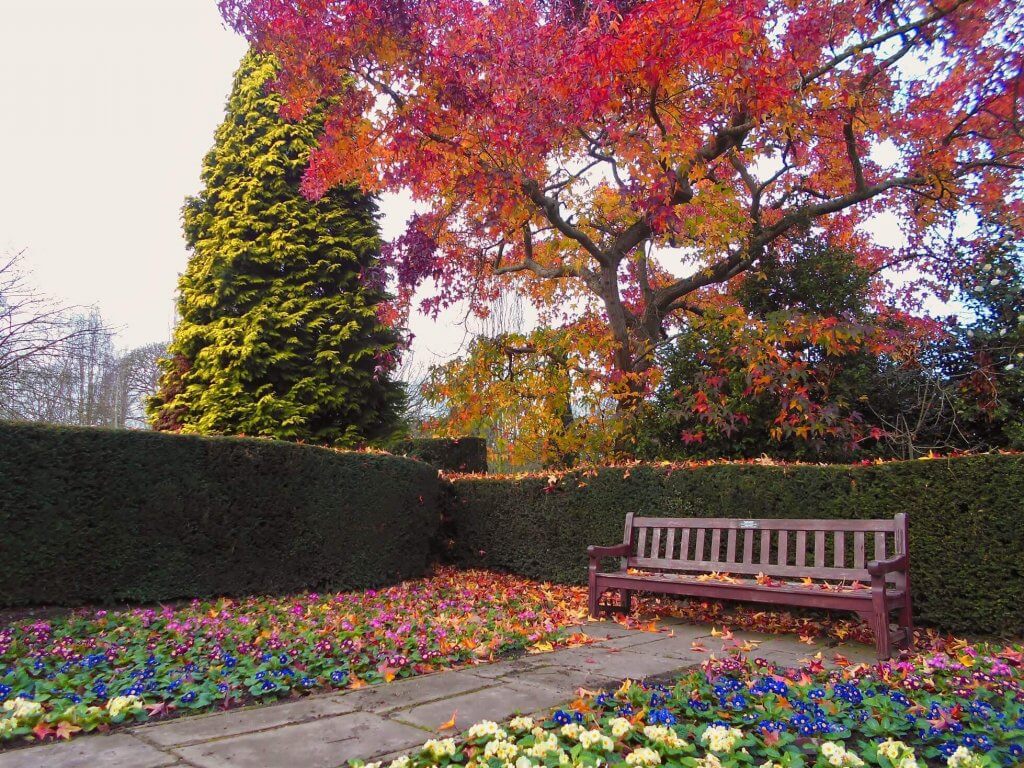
xmin=99 ymin=342 xmax=165 ymax=428
xmin=0 ymin=250 xmax=92 ymax=397
xmin=0 ymin=251 xmax=166 ymax=428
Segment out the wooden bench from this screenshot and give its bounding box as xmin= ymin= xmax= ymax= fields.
xmin=587 ymin=513 xmax=912 ymax=660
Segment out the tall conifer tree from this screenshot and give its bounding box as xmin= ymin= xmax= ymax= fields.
xmin=148 ymin=52 xmax=404 ymax=444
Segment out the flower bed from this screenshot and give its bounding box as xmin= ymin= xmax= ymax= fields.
xmin=354 ymin=643 xmax=1024 ymax=768
xmin=0 ymin=569 xmax=589 ymax=744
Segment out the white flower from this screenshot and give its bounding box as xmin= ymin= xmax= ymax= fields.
xmin=483 ymin=739 xmax=518 ymax=761
xmin=642 ymin=725 xmax=686 ymax=749
xmin=388 ymin=757 xmax=411 ymax=768
xmin=878 ymin=740 xmax=907 ymax=761
xmin=526 ymin=734 xmax=560 ymax=759
xmin=819 ymin=741 xmax=864 ymax=768
xmin=422 ymin=738 xmax=457 ymax=759
xmin=699 ymin=725 xmax=743 ymax=753
xmin=467 ymin=720 xmax=506 ymax=741
xmin=515 ymin=757 xmax=535 ymax=768
xmin=579 ymin=729 xmax=614 ymax=751
xmin=362 ymin=763 xmax=382 ymax=768
xmin=608 ymin=717 xmax=632 ymax=738
xmin=946 ymin=747 xmax=984 ymax=768
xmin=560 ymin=723 xmax=584 ymax=740
xmin=625 ymin=747 xmax=662 ymax=766
xmin=2 ymin=698 xmax=43 ymax=719
xmin=695 ymin=755 xmax=724 ymax=768
xmin=0 ymin=717 xmax=19 ymax=738
xmin=509 ymin=716 xmax=534 ymax=732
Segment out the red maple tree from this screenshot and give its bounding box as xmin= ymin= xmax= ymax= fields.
xmin=219 ymin=0 xmax=1022 ymax=409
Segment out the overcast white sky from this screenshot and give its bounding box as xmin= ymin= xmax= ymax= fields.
xmin=0 ymin=0 xmax=473 ymax=369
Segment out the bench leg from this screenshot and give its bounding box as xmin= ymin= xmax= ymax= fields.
xmin=588 ymin=573 xmax=600 ymax=619
xmin=871 ymin=607 xmax=893 ymax=661
xmin=620 ymin=588 xmax=633 ymax=615
xmin=898 ymin=593 xmax=914 ymax=652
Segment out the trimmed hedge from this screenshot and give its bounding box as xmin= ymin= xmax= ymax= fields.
xmin=0 ymin=422 xmax=440 ymax=606
xmin=391 ymin=437 xmax=488 ymax=473
xmin=446 ymin=457 xmax=1024 ymax=636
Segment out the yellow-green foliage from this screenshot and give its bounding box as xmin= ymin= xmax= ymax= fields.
xmin=148 ymin=52 xmax=403 ymax=444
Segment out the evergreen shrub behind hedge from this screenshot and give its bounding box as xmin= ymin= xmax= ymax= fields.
xmin=0 ymin=422 xmax=439 ymax=606
xmin=446 ymin=457 xmax=1024 ymax=635
xmin=391 ymin=437 xmax=488 ymax=473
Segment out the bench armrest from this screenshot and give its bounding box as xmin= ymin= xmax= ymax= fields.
xmin=867 ymin=553 xmax=908 ymax=577
xmin=587 ymin=543 xmax=631 ymax=560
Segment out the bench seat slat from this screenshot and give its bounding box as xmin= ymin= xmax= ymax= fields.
xmin=665 ymin=528 xmax=676 ymax=561
xmin=629 ymin=557 xmax=871 ymax=581
xmin=710 ymin=529 xmax=722 ymax=564
xmin=795 ymin=531 xmax=807 ymax=567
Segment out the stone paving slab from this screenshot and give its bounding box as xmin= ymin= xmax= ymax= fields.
xmin=138 ymin=694 xmax=358 ymax=747
xmin=173 ymin=712 xmax=425 ymax=768
xmin=553 ymin=646 xmax=694 ymax=678
xmin=334 ymin=670 xmax=497 ymax=713
xmin=391 ymin=681 xmax=571 ymax=734
xmin=502 ymin=662 xmax=626 ymax=694
xmin=458 ymin=654 xmax=556 ymax=679
xmin=0 ymin=734 xmax=177 ymax=768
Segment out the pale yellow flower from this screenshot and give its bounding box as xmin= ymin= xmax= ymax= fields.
xmin=700 ymin=725 xmax=743 ymax=753
xmin=625 ymin=747 xmax=662 ymax=766
xmin=106 ymin=695 xmax=144 ymax=719
xmin=2 ymin=699 xmax=42 ymax=719
xmin=467 ymin=720 xmax=506 ymax=741
xmin=422 ymin=738 xmax=457 ymax=759
xmin=579 ymin=729 xmax=614 ymax=751
xmin=609 ymin=717 xmax=632 ymax=738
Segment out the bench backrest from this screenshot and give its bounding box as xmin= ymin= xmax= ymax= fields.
xmin=623 ymin=514 xmax=907 ymax=582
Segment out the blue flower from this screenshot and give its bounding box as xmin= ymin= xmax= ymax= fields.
xmin=939 ymin=742 xmax=960 ymax=757
xmin=552 ymin=710 xmax=572 ymax=725
xmin=330 ymin=669 xmax=347 ymax=683
xmin=180 ymin=691 xmax=197 ymax=704
xmin=648 ymin=708 xmax=677 ymax=726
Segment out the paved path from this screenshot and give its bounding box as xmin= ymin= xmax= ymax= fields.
xmin=0 ymin=620 xmax=876 ymax=768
